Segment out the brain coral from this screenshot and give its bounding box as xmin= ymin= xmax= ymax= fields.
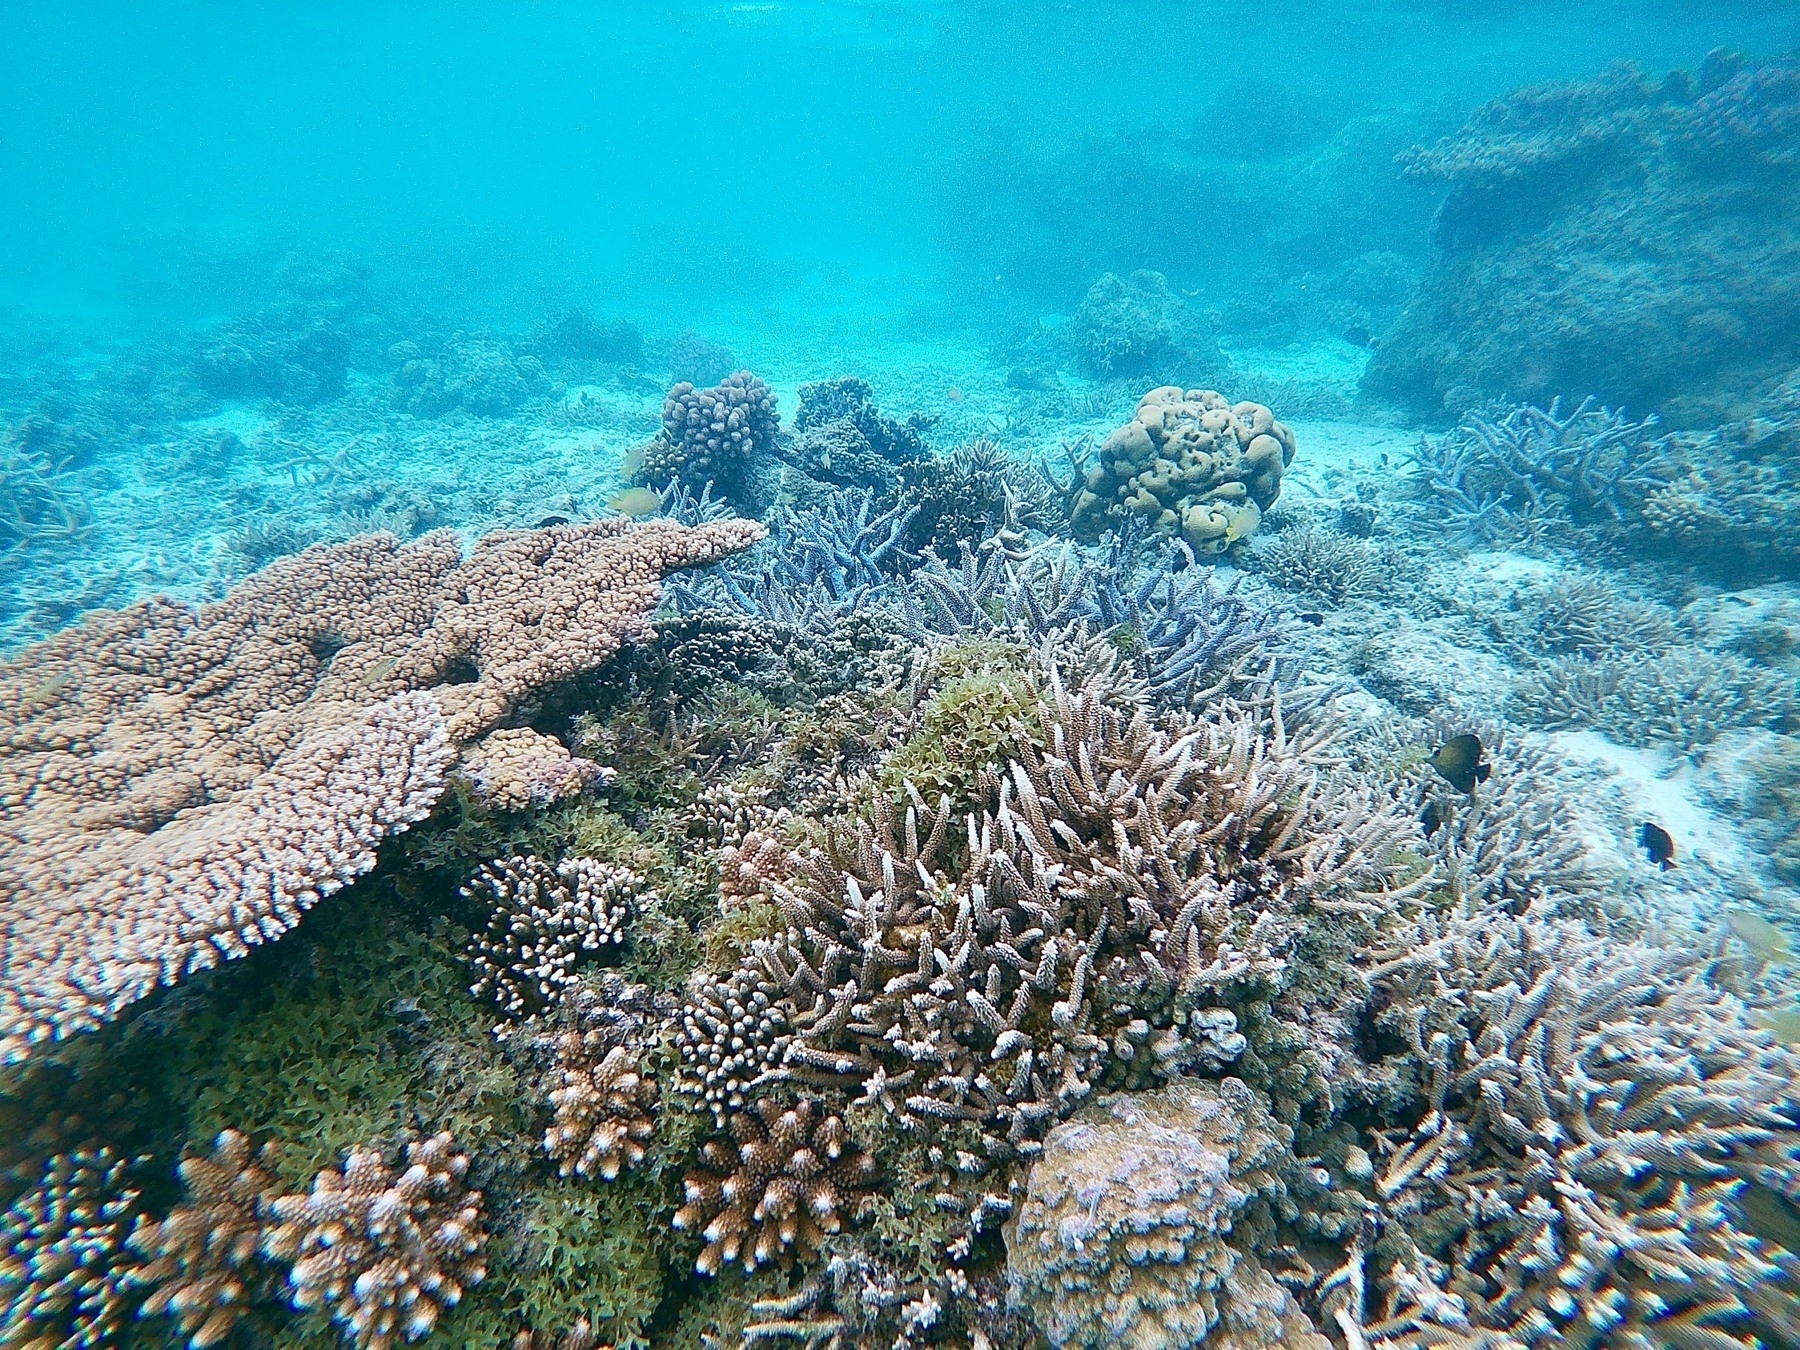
xmin=1007 ymin=1079 xmax=1329 ymax=1350
xmin=1071 ymin=387 xmax=1296 ymax=552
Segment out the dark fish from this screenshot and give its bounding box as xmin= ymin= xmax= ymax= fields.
xmin=1638 ymin=822 xmax=1676 ymax=870
xmin=535 ymin=515 xmax=570 ymax=528
xmin=1298 ymin=611 xmax=1325 ymax=626
xmin=1420 ymin=798 xmax=1449 ymax=836
xmin=1343 ymin=323 xmax=1373 ymax=348
xmin=1428 ymin=734 xmax=1491 ymax=795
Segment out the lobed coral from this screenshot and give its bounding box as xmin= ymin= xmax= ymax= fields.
xmin=1069 ymin=387 xmax=1295 ymax=552
xmin=1007 ymin=1079 xmax=1328 ymax=1350
xmin=1069 ymin=271 xmax=1224 ymax=383
xmin=0 ymin=514 xmax=760 ymax=1061
xmin=632 ymin=372 xmax=780 ymax=511
xmin=263 ymin=1132 xmax=488 ymax=1350
xmin=463 ymin=855 xmax=646 ymax=1038
xmin=671 ymin=1095 xmax=876 ymax=1276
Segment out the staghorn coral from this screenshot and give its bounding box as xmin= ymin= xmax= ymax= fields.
xmin=633 ymin=372 xmax=780 ymax=511
xmin=1006 ymin=1079 xmax=1328 ymax=1350
xmin=0 ymin=514 xmax=761 ymax=1060
xmin=1497 ymin=571 xmax=1679 ymax=660
xmin=130 ymin=1128 xmax=280 ymax=1348
xmin=263 ymin=1131 xmax=488 ymax=1350
xmin=0 ymin=1146 xmax=149 ymax=1349
xmin=463 ymin=856 xmax=647 ymax=1038
xmin=1361 ymin=907 xmax=1800 ymax=1349
xmin=457 ymin=726 xmax=610 ymax=813
xmin=543 ymin=1038 xmax=656 ymax=1182
xmin=672 ymin=1095 xmax=876 ymax=1276
xmin=674 ymin=964 xmax=793 ymax=1123
xmin=1069 ymin=386 xmax=1295 ymax=552
xmin=1641 ymin=458 xmax=1800 ymax=569
xmin=1251 ymin=525 xmax=1382 ymax=605
xmin=743 ymin=658 xmax=1422 ymax=1155
xmin=1510 ymin=646 xmax=1798 ymax=751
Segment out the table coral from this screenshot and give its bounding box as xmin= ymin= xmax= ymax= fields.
xmin=263 ymin=1131 xmax=487 ymax=1350
xmin=1006 ymin=1079 xmax=1329 ymax=1350
xmin=1070 ymin=387 xmax=1295 ymax=553
xmin=0 ymin=515 xmax=761 ymax=1061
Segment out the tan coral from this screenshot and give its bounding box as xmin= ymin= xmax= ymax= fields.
xmin=0 ymin=516 xmax=761 ymax=1061
xmin=131 ymin=1129 xmax=279 ymax=1348
xmin=456 ymin=726 xmax=610 ymax=813
xmin=544 ymin=1037 xmax=656 ymax=1181
xmin=717 ymin=828 xmax=790 ymax=912
xmin=672 ymin=1096 xmax=875 ymax=1275
xmin=263 ymin=1131 xmax=487 ymax=1350
xmin=1071 ymin=388 xmax=1296 ymax=551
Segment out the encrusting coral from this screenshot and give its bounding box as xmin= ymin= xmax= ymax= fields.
xmin=0 ymin=514 xmax=760 ymax=1061
xmin=263 ymin=1131 xmax=488 ymax=1350
xmin=130 ymin=1128 xmax=280 ymax=1348
xmin=1070 ymin=387 xmax=1295 ymax=552
xmin=672 ymin=1095 xmax=876 ymax=1276
xmin=544 ymin=1037 xmax=656 ymax=1182
xmin=463 ymin=855 xmax=648 ymax=1038
xmin=1006 ymin=1079 xmax=1329 ymax=1350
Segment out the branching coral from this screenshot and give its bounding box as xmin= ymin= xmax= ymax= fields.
xmin=463 ymin=856 xmax=647 ymax=1038
xmin=263 ymin=1132 xmax=488 ymax=1350
xmin=1361 ymin=907 xmax=1800 ymax=1349
xmin=544 ymin=1038 xmax=656 ymax=1182
xmin=1510 ymin=647 xmax=1798 ymax=751
xmin=131 ymin=1128 xmax=280 ymax=1348
xmin=0 ymin=515 xmax=759 ymax=1060
xmin=1497 ymin=572 xmax=1679 ymax=660
xmin=672 ymin=1095 xmax=876 ymax=1275
xmin=0 ymin=1146 xmax=149 ymax=1349
xmin=1252 ymin=526 xmax=1383 ymax=605
xmin=1007 ymin=1080 xmax=1328 ymax=1350
xmin=674 ymin=965 xmax=793 ymax=1123
xmin=1069 ymin=387 xmax=1295 ymax=551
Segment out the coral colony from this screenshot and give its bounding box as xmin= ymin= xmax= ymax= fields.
xmin=3 ymin=41 xmax=1800 ymax=1350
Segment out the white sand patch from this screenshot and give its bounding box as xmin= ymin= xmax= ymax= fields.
xmin=1464 ymin=551 xmax=1561 ymax=584
xmin=179 ymin=404 xmax=274 ymax=441
xmin=1279 ymin=419 xmax=1415 ymax=499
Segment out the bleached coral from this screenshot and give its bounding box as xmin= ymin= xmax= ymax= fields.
xmin=463 ymin=856 xmax=647 ymax=1038
xmin=263 ymin=1132 xmax=487 ymax=1350
xmin=131 ymin=1129 xmax=279 ymax=1348
xmin=672 ymin=1096 xmax=875 ymax=1276
xmin=1361 ymin=906 xmax=1800 ymax=1349
xmin=0 ymin=515 xmax=760 ymax=1060
xmin=1006 ymin=1080 xmax=1328 ymax=1350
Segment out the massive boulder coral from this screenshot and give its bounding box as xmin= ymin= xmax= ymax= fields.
xmin=0 ymin=515 xmax=761 ymax=1061
xmin=1070 ymin=387 xmax=1295 ymax=552
xmin=1007 ymin=1080 xmax=1329 ymax=1350
xmin=1369 ymin=52 xmax=1800 ymax=420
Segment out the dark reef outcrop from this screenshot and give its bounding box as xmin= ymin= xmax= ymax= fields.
xmin=1367 ymin=51 xmax=1800 ymax=424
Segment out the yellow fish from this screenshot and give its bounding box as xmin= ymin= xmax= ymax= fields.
xmin=1727 ymin=910 xmax=1793 ymax=964
xmin=608 ymin=487 xmax=664 ymax=519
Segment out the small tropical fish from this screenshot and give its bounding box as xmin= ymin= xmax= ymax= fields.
xmin=1428 ymin=734 xmax=1491 ymax=795
xmin=1420 ymin=798 xmax=1449 ymax=837
xmin=620 ymin=443 xmax=647 ymax=481
xmin=1298 ymin=611 xmax=1325 ymax=626
xmin=535 ymin=515 xmax=570 ymax=528
xmin=608 ymin=487 xmax=663 ymax=518
xmin=1727 ymin=910 xmax=1793 ymax=964
xmin=1638 ymin=822 xmax=1676 ymax=870
xmin=947 ymin=386 xmax=965 ymax=403
xmin=358 ymin=655 xmax=401 ymax=687
xmin=1753 ymin=1008 xmax=1800 ymax=1043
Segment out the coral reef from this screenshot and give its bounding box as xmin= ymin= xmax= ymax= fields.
xmin=1358 ymin=907 xmax=1800 ymax=1349
xmin=1251 ymin=525 xmax=1382 ymax=605
xmin=131 ymin=1128 xmax=279 ymax=1348
xmin=391 ymin=334 xmax=552 ymax=418
xmin=672 ymin=1095 xmax=876 ymax=1276
xmin=1069 ymin=387 xmax=1295 ymax=552
xmin=632 ymin=372 xmax=780 ymax=511
xmin=523 ymin=309 xmax=643 ymax=367
xmin=463 ymin=855 xmax=646 ymax=1038
xmin=456 ymin=726 xmax=608 ymax=813
xmin=192 ymin=302 xmax=352 ymax=406
xmin=1 ymin=420 xmax=92 ymax=553
xmin=1369 ymin=53 xmax=1800 ymax=418
xmin=787 ymin=377 xmax=930 ymax=490
xmin=1511 ymin=646 xmax=1799 ymax=751
xmin=1007 ymin=1079 xmax=1327 ymax=1350
xmin=0 ymin=515 xmax=759 ymax=1060
xmin=1069 ymin=271 xmax=1226 ymax=382
xmin=896 ymin=438 xmax=1060 ymax=554
xmin=263 ymin=1132 xmax=488 ymax=1349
